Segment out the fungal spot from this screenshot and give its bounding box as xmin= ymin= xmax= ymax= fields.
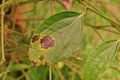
xmin=31 ymin=60 xmax=37 ymax=67
xmin=44 ymin=61 xmax=49 ymax=65
xmin=40 ymin=36 xmax=54 ymax=49
xmin=29 ymin=45 xmax=32 ymax=49
xmin=39 ymin=55 xmax=44 ymax=61
xmin=32 ymin=35 xmax=40 ymax=43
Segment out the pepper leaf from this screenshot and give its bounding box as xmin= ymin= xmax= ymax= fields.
xmin=82 ymin=40 xmax=119 ymax=80
xmin=28 ymin=11 xmax=83 ymax=66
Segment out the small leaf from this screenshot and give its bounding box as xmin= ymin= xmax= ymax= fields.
xmin=28 ymin=11 xmax=83 ymax=66
xmin=82 ymin=40 xmax=119 ymax=80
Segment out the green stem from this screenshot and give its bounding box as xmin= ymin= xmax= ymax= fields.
xmin=0 ymin=0 xmax=43 ymax=10
xmin=0 ymin=27 xmax=23 ymax=35
xmin=0 ymin=0 xmax=6 ymax=65
xmin=49 ymin=64 xmax=52 ymax=80
xmin=94 ymin=29 xmax=104 ymax=41
xmin=88 ymin=8 xmax=120 ymax=31
xmin=12 ymin=6 xmax=18 ymax=30
xmin=65 ymin=60 xmax=82 ymax=69
xmin=83 ymin=0 xmax=106 ymax=16
xmin=0 ymin=0 xmax=27 ymax=9
xmin=85 ymin=23 xmax=120 ymax=35
xmin=0 ymin=71 xmax=6 ymax=78
xmin=80 ymin=0 xmax=120 ymax=32
xmin=110 ymin=66 xmax=120 ymax=72
xmin=3 ymin=60 xmax=13 ymax=80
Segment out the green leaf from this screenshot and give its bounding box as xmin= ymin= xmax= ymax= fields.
xmin=82 ymin=40 xmax=119 ymax=80
xmin=28 ymin=11 xmax=83 ymax=66
xmin=29 ymin=66 xmax=48 ymax=80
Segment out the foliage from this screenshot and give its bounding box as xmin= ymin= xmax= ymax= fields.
xmin=0 ymin=0 xmax=120 ymax=80
xmin=29 ymin=11 xmax=83 ymax=66
xmin=82 ymin=40 xmax=119 ymax=80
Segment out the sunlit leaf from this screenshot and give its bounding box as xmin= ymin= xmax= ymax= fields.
xmin=82 ymin=40 xmax=119 ymax=80
xmin=28 ymin=11 xmax=83 ymax=66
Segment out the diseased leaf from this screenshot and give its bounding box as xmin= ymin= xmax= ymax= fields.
xmin=28 ymin=11 xmax=83 ymax=66
xmin=82 ymin=40 xmax=119 ymax=80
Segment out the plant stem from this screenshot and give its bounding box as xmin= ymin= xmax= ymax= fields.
xmin=65 ymin=60 xmax=82 ymax=70
xmin=94 ymin=29 xmax=104 ymax=41
xmin=0 ymin=0 xmax=27 ymax=9
xmin=12 ymin=6 xmax=18 ymax=30
xmin=88 ymin=8 xmax=120 ymax=31
xmin=49 ymin=64 xmax=52 ymax=80
xmin=0 ymin=71 xmax=6 ymax=78
xmin=79 ymin=0 xmax=120 ymax=32
xmin=0 ymin=0 xmax=43 ymax=10
xmin=85 ymin=24 xmax=120 ymax=35
xmin=0 ymin=0 xmax=6 ymax=65
xmin=3 ymin=60 xmax=13 ymax=80
xmin=83 ymin=0 xmax=106 ymax=16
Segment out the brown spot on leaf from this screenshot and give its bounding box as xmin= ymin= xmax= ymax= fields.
xmin=44 ymin=61 xmax=49 ymax=65
xmin=29 ymin=45 xmax=32 ymax=49
xmin=40 ymin=36 xmax=54 ymax=49
xmin=31 ymin=60 xmax=37 ymax=67
xmin=32 ymin=35 xmax=40 ymax=43
xmin=39 ymin=55 xmax=44 ymax=61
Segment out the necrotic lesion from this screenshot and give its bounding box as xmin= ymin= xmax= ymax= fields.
xmin=32 ymin=35 xmax=40 ymax=43
xmin=40 ymin=36 xmax=54 ymax=49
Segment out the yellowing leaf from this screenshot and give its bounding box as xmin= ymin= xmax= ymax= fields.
xmin=28 ymin=11 xmax=83 ymax=67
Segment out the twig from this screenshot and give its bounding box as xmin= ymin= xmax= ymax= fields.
xmin=88 ymin=8 xmax=120 ymax=32
xmin=14 ymin=56 xmax=30 ymax=80
xmin=54 ymin=65 xmax=65 ymax=80
xmin=0 ymin=0 xmax=43 ymax=10
xmin=0 ymin=71 xmax=6 ymax=78
xmin=109 ymin=66 xmax=120 ymax=72
xmin=0 ymin=0 xmax=27 ymax=9
xmin=16 ymin=67 xmax=31 ymax=80
xmin=79 ymin=0 xmax=120 ymax=32
xmin=64 ymin=60 xmax=82 ymax=70
xmin=2 ymin=60 xmax=13 ymax=80
xmin=49 ymin=64 xmax=52 ymax=80
xmin=99 ymin=28 xmax=120 ymax=35
xmin=0 ymin=27 xmax=23 ymax=35
xmin=85 ymin=23 xmax=120 ymax=35
xmin=94 ymin=29 xmax=104 ymax=41
xmin=12 ymin=6 xmax=18 ymax=30
xmin=16 ymin=17 xmax=45 ymax=21
xmin=0 ymin=0 xmax=6 ymax=66
xmin=64 ymin=60 xmax=82 ymax=77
